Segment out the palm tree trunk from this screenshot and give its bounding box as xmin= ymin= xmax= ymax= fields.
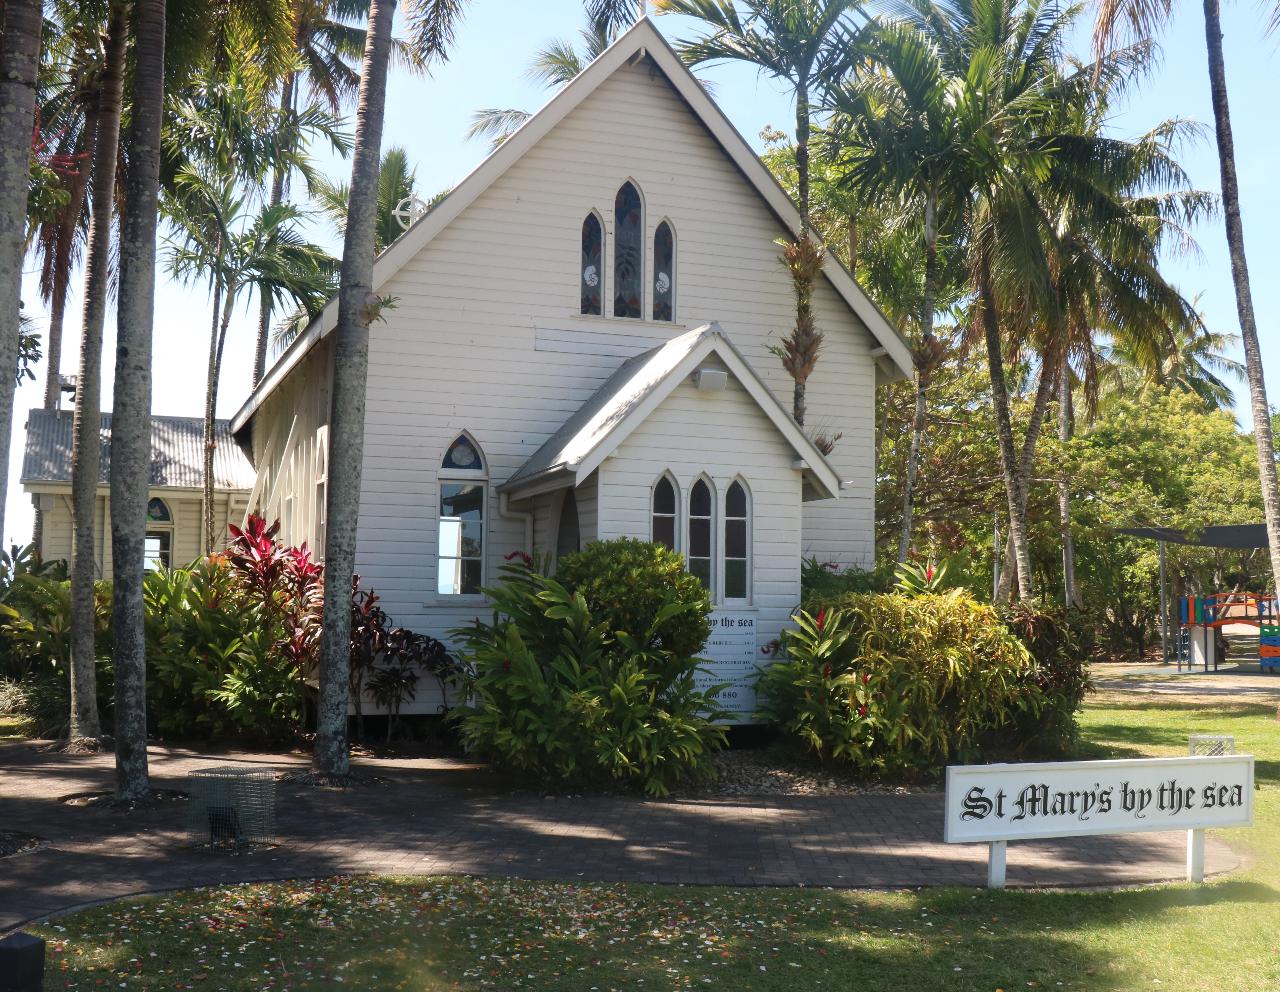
xmin=896 ymin=190 xmax=938 ymax=564
xmin=110 ymin=0 xmax=164 ymax=802
xmin=203 ymin=282 xmax=225 ymax=553
xmin=253 ymin=72 xmax=298 ymax=387
xmin=795 ymin=77 xmax=810 ymax=227
xmin=68 ymin=2 xmax=127 ymax=742
xmin=978 ymin=252 xmax=1034 ymax=602
xmin=1057 ymin=359 xmax=1081 ymax=609
xmin=313 ymin=0 xmax=397 ymax=778
xmin=1202 ymin=0 xmax=1280 ymax=594
xmin=995 ymin=360 xmax=1055 ymax=602
xmin=0 ymin=0 xmax=42 ymax=548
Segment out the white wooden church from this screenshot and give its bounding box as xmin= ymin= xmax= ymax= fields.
xmin=230 ymin=18 xmax=912 ymax=717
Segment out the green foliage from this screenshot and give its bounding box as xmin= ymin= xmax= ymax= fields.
xmin=452 ymin=561 xmax=727 ymax=796
xmin=997 ymin=604 xmax=1093 ymax=754
xmin=800 ymin=556 xmax=892 ymax=607
xmin=892 ymin=556 xmax=965 ymax=595
xmin=554 ymin=538 xmax=713 ymax=660
xmin=756 ymin=593 xmax=1045 ymax=776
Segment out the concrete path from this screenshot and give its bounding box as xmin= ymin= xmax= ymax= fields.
xmin=0 ymin=742 xmax=1241 ymax=932
xmin=1091 ymin=663 xmax=1280 ymax=698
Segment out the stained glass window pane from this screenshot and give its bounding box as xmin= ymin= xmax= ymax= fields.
xmin=725 ymin=560 xmax=747 ymax=600
xmin=653 ymin=516 xmax=675 ymax=549
xmin=689 ymin=517 xmax=711 ymax=557
xmin=614 ymin=182 xmax=642 ymax=319
xmin=726 ymin=518 xmax=747 ymax=559
xmin=690 ymin=557 xmax=712 ymax=590
xmin=690 ymin=480 xmax=712 ymax=517
xmin=726 ymin=481 xmax=746 ymax=518
xmin=581 ymin=213 xmax=603 ymax=315
xmin=653 ymin=221 xmax=674 ymax=321
xmin=147 ymin=498 xmax=171 ymax=523
xmin=654 ymin=477 xmax=675 ymax=515
xmin=724 ymin=480 xmax=748 ymax=601
xmin=443 ymin=435 xmax=482 ymax=471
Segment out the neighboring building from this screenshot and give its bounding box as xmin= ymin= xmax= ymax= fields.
xmin=21 ymin=410 xmax=255 ymax=577
xmin=230 ymin=18 xmax=913 ymax=718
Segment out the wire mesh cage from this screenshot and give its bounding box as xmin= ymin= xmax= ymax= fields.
xmin=1188 ymin=734 xmax=1236 ymax=757
xmin=186 ymin=766 xmax=277 ymax=849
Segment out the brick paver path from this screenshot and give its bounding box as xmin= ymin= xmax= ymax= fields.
xmin=0 ymin=741 xmax=1240 ymax=932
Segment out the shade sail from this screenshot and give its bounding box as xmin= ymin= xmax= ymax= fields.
xmin=1118 ymin=525 xmax=1270 ymax=550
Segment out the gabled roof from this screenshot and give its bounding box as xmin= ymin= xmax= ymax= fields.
xmin=21 ymin=409 xmax=256 ymax=491
xmin=231 ymin=16 xmax=913 ymax=435
xmin=501 ymin=323 xmax=842 ymax=500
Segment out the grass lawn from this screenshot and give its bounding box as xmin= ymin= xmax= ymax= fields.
xmin=31 ymin=687 xmax=1280 ymax=992
xmin=0 ymin=713 xmax=30 ymax=740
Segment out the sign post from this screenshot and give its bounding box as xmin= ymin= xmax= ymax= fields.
xmin=944 ymin=755 xmax=1254 ymax=888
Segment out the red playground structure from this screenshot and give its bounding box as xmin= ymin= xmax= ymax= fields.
xmin=1178 ymin=592 xmax=1280 ymax=672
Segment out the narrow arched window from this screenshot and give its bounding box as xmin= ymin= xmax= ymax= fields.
xmin=145 ymin=498 xmax=173 ymax=570
xmin=581 ymin=213 xmax=603 ymax=315
xmin=724 ymin=480 xmax=749 ymax=601
xmin=688 ymin=478 xmax=713 ymax=592
xmin=652 ymin=475 xmax=677 ymax=549
xmin=438 ymin=433 xmax=487 ymax=595
xmin=653 ymin=220 xmax=674 ymax=321
xmin=614 ymin=181 xmax=643 ymax=319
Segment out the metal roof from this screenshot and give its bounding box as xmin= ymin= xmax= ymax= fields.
xmin=21 ymin=409 xmax=256 ymax=491
xmin=1119 ymin=525 xmax=1270 ymax=549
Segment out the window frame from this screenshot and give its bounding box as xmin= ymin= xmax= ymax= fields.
xmin=314 ymin=425 xmax=329 ymax=559
xmin=580 ymin=210 xmax=606 ymax=316
xmin=144 ymin=497 xmax=174 ymax=571
xmin=686 ymin=475 xmax=716 ymax=596
xmin=437 ymin=432 xmax=489 ymax=598
xmin=612 ymin=180 xmax=645 ymax=320
xmin=651 ymin=472 xmax=680 ymax=551
xmin=723 ymin=478 xmax=751 ymax=605
xmin=652 ymin=218 xmax=676 ymax=322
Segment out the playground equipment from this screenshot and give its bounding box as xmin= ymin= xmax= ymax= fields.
xmin=1177 ymin=592 xmax=1279 ymax=672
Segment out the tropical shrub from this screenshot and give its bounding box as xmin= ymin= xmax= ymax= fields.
xmin=452 ymin=560 xmax=727 ymax=796
xmin=554 ymin=538 xmax=712 ymax=659
xmin=799 ymin=556 xmax=892 ymax=608
xmin=997 ymin=603 xmax=1093 ymax=754
xmin=756 ymin=592 xmax=1045 ymax=777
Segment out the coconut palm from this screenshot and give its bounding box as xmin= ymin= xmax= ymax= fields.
xmin=0 ymin=0 xmax=44 ymax=551
xmin=314 ymin=0 xmax=470 ymax=780
xmin=311 ymin=146 xmax=425 ymax=251
xmin=1093 ymin=0 xmax=1280 ymax=596
xmin=110 ymin=0 xmax=167 ymax=803
xmin=588 ymin=0 xmax=650 ymax=33
xmin=67 ymin=0 xmax=128 ymax=743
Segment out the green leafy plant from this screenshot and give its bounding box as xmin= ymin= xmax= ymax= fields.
xmin=892 ymin=556 xmax=964 ymax=595
xmin=996 ymin=603 xmax=1093 ymax=754
xmin=757 ymin=592 xmax=1046 ymax=777
xmin=451 ymin=560 xmax=727 ymax=796
xmin=800 ymin=557 xmax=892 ymax=607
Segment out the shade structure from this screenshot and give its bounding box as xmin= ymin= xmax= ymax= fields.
xmin=1118 ymin=525 xmax=1270 ymax=550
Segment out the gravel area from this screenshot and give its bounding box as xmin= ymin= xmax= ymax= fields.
xmin=682 ymin=749 xmax=936 ymax=798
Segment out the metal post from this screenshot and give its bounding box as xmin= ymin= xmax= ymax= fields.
xmin=987 ymin=840 xmax=1007 ymax=889
xmin=1186 ymin=829 xmax=1205 ymax=883
xmin=1159 ymin=541 xmax=1170 ymax=665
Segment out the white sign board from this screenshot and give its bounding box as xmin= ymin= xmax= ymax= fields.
xmin=696 ymin=610 xmax=758 ymax=719
xmin=945 ymin=755 xmax=1254 ymax=844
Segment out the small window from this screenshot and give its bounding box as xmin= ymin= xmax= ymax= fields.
xmin=688 ymin=478 xmax=713 ymax=592
xmin=724 ymin=480 xmax=749 ymax=601
xmin=147 ymin=498 xmax=171 ymax=523
xmin=438 ymin=433 xmax=487 ymax=595
xmin=652 ymin=475 xmax=677 ymax=549
xmin=581 ymin=213 xmax=603 ymax=315
xmin=314 ymin=426 xmax=329 ymax=557
xmin=614 ymin=181 xmax=643 ymax=319
xmin=556 ymin=491 xmax=581 ymax=560
xmin=144 ymin=531 xmax=172 ymax=571
xmin=653 ymin=221 xmax=674 ymax=321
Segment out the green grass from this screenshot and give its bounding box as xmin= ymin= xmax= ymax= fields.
xmin=0 ymin=713 xmax=30 ymax=740
xmin=32 ymin=693 xmax=1280 ymax=992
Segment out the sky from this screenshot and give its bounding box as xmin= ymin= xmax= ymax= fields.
xmin=6 ymin=0 xmax=1280 ymax=548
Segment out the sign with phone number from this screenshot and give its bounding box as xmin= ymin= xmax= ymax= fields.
xmin=695 ymin=610 xmax=759 ymax=720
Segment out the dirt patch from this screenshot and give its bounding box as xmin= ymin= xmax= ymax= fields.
xmin=679 ymin=749 xmax=934 ymax=799
xmin=0 ymin=831 xmax=44 ymax=857
xmin=60 ymin=788 xmax=188 ymax=810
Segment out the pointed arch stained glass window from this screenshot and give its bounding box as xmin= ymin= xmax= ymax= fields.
xmin=614 ymin=182 xmax=643 ymax=319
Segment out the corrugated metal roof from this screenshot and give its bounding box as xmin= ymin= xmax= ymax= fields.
xmin=21 ymin=409 xmax=256 ymax=491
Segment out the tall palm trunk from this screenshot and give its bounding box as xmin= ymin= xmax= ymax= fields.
xmin=202 ymin=280 xmax=226 ymax=553
xmin=896 ymin=190 xmax=938 ymax=564
xmin=1056 ymin=359 xmax=1080 ymax=608
xmin=67 ymin=2 xmax=127 ymax=742
xmin=978 ymin=251 xmax=1034 ymax=602
xmin=111 ymin=0 xmax=165 ymax=802
xmin=252 ymin=71 xmax=298 ymax=387
xmin=995 ymin=360 xmax=1055 ymax=601
xmin=313 ymin=0 xmax=396 ymax=778
xmin=795 ymin=77 xmax=811 ymax=228
xmin=1202 ymin=0 xmax=1280 ymax=593
xmin=0 ymin=0 xmax=43 ymax=548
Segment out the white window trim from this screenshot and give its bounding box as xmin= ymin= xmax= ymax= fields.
xmin=314 ymin=425 xmax=329 ymax=560
xmin=686 ymin=474 xmax=716 ymax=599
xmin=436 ymin=432 xmax=489 ymax=598
xmin=651 ymin=472 xmax=680 ymax=551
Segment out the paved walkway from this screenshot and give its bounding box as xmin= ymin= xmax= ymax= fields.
xmin=0 ymin=742 xmax=1242 ymax=932
xmin=1091 ymin=663 xmax=1280 ymax=698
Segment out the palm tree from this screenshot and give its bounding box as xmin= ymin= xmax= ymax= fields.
xmin=827 ymin=19 xmax=965 ymax=563
xmin=1094 ymin=0 xmax=1280 ymax=595
xmin=110 ymin=0 xmax=166 ymax=803
xmin=311 ymin=146 xmax=425 ymax=251
xmin=67 ymin=0 xmax=129 ymax=743
xmin=313 ymin=0 xmax=470 ymax=780
xmin=165 ymin=170 xmax=334 ymax=551
xmin=0 ymin=0 xmax=44 ymax=549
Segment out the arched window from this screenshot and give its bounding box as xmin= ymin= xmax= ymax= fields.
xmin=613 ymin=181 xmax=643 ymax=319
xmin=145 ymin=498 xmax=173 ymax=570
xmin=688 ymin=478 xmax=714 ymax=591
xmin=438 ymin=433 xmax=487 ymax=595
xmin=653 ymin=220 xmax=675 ymax=321
xmin=652 ymin=475 xmax=677 ymax=549
xmin=581 ymin=212 xmax=604 ymax=315
xmin=724 ymin=480 xmax=750 ymax=601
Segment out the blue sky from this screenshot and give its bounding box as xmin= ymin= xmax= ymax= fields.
xmin=6 ymin=0 xmax=1279 ymax=546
